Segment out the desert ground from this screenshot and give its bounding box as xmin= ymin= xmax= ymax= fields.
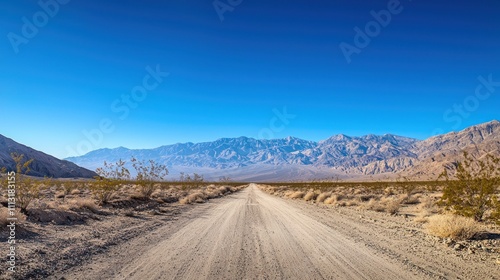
xmin=2 ymin=183 xmax=499 ymax=279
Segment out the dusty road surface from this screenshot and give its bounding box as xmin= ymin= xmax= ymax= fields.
xmin=58 ymin=184 xmax=497 ymax=280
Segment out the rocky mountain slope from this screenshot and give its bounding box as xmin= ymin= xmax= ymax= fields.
xmin=65 ymin=120 xmax=500 ymax=181
xmin=0 ymin=134 xmax=97 ymax=178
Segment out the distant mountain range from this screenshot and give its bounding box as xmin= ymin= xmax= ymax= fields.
xmin=0 ymin=134 xmax=97 ymax=178
xmin=65 ymin=120 xmax=500 ymax=182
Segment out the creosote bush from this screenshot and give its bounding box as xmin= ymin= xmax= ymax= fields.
xmin=439 ymin=152 xmax=500 ymax=222
xmin=91 ymin=160 xmax=130 ymax=204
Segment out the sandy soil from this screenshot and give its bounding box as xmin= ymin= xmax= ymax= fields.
xmin=43 ymin=184 xmax=498 ymax=280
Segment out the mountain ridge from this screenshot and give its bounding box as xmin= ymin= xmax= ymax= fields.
xmin=65 ymin=120 xmax=500 ymax=181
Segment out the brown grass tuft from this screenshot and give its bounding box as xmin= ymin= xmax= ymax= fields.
xmin=425 ymin=214 xmax=482 ymax=240
xmin=304 ymin=192 xmax=317 ymax=201
xmin=1 ymin=207 xmax=26 ymax=227
xmin=179 ymin=192 xmax=207 ymax=204
xmin=289 ymin=191 xmax=305 ymax=199
xmin=316 ymin=192 xmax=331 ymax=203
xmin=68 ymin=198 xmax=100 ymax=213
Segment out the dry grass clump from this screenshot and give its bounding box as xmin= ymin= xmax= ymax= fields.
xmin=425 ymin=214 xmax=482 ymax=240
xmin=1 ymin=207 xmax=26 ymax=227
xmin=316 ymin=192 xmax=331 ymax=203
xmin=179 ymin=192 xmax=207 ymax=204
xmin=324 ymin=196 xmax=337 ymax=205
xmin=289 ymin=191 xmax=306 ymax=199
xmin=362 ymin=197 xmax=400 ymax=214
xmin=304 ymin=191 xmax=317 ymax=201
xmin=68 ymin=198 xmax=100 ymax=213
xmin=383 ymin=198 xmax=401 ymax=215
xmin=70 ymin=189 xmax=82 ymax=195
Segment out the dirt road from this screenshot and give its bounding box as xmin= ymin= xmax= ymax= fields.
xmin=59 ymin=184 xmax=498 ymax=280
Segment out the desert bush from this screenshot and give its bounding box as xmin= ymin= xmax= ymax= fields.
xmin=324 ymin=196 xmax=337 ymax=205
xmin=364 ymin=199 xmax=386 ymax=212
xmin=304 ymin=191 xmax=317 ymax=201
xmin=179 ymin=172 xmax=204 ymax=188
xmin=316 ymin=192 xmax=331 ymax=203
xmin=9 ymin=153 xmax=40 ymax=215
xmin=68 ymin=198 xmax=100 ymax=213
xmin=425 ymin=214 xmax=481 ymax=240
xmin=439 ymin=152 xmax=500 ymax=222
xmin=289 ymin=191 xmax=305 ymax=199
xmin=91 ymin=160 xmax=130 ymax=204
xmin=0 ymin=207 xmax=26 ymax=227
xmin=131 ymin=157 xmax=169 ymax=198
xmin=179 ymin=192 xmax=207 ymax=204
xmin=383 ymin=198 xmax=401 ymax=215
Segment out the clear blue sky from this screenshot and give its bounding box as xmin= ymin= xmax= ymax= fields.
xmin=1 ymin=0 xmax=499 ymax=159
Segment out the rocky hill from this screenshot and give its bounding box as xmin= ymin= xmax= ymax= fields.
xmin=0 ymin=134 xmax=97 ymax=178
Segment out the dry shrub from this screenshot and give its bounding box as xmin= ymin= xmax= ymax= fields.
xmin=54 ymin=191 xmax=66 ymax=199
xmin=68 ymin=198 xmax=100 ymax=213
xmin=426 ymin=214 xmax=482 ymax=240
xmin=1 ymin=207 xmax=26 ymax=227
xmin=70 ymin=189 xmax=81 ymax=195
xmin=364 ymin=198 xmax=400 ymax=214
xmin=384 ymin=187 xmax=395 ymax=196
xmin=289 ymin=191 xmax=305 ymax=199
xmin=229 ymin=187 xmax=239 ymax=192
xmin=383 ymin=198 xmax=401 ymax=215
xmin=414 ymin=211 xmax=430 ymax=223
xmin=324 ymin=196 xmax=337 ymax=205
xmin=316 ymin=192 xmax=331 ymax=203
xmin=218 ymin=186 xmax=229 ymax=194
xmin=304 ymin=192 xmax=317 ymax=201
xmin=364 ymin=199 xmax=385 ymax=212
xmin=345 ymin=199 xmax=358 ymax=207
xmin=179 ymin=192 xmax=207 ymax=204
xmin=354 ymin=188 xmax=363 ymax=195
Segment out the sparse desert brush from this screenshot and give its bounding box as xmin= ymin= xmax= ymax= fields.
xmin=68 ymin=198 xmax=100 ymax=213
xmin=9 ymin=153 xmax=41 ymax=215
xmin=344 ymin=199 xmax=359 ymax=207
xmin=70 ymin=188 xmax=81 ymax=195
xmin=439 ymin=152 xmax=500 ymax=222
xmin=54 ymin=191 xmax=66 ymax=199
xmin=382 ymin=198 xmax=401 ymax=215
xmin=364 ymin=199 xmax=386 ymax=212
xmin=218 ymin=186 xmax=229 ymax=194
xmin=402 ymin=193 xmax=421 ymax=205
xmin=304 ymin=191 xmax=317 ymax=201
xmin=353 ymin=188 xmax=364 ymax=195
xmin=229 ymin=186 xmax=239 ymax=193
xmin=316 ymin=192 xmax=331 ymax=203
xmin=289 ymin=191 xmax=305 ymax=199
xmin=91 ymin=159 xmax=131 ymax=204
xmin=179 ymin=192 xmax=207 ymax=204
xmin=0 ymin=207 xmax=26 ymax=227
xmin=417 ymin=196 xmax=440 ymax=214
xmin=324 ymin=196 xmax=337 ymax=205
xmin=426 ymin=214 xmax=482 ymax=240
xmin=384 ymin=187 xmax=395 ymax=196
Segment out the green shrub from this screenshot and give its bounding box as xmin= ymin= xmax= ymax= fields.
xmin=439 ymin=152 xmax=500 ymax=222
